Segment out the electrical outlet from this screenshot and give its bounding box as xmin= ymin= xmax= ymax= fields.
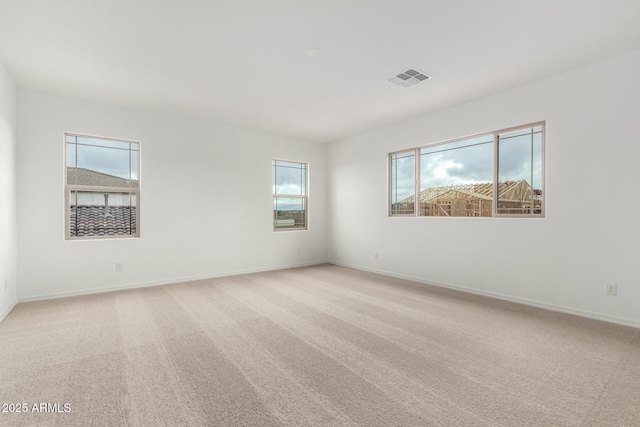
xmin=374 ymin=252 xmax=379 ymax=260
xmin=115 ymin=263 xmax=123 ymax=272
xmin=296 ymin=248 xmax=301 ymax=254
xmin=606 ymin=283 xmax=617 ymax=296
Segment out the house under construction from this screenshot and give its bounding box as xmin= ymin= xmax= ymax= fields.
xmin=394 ymin=180 xmax=542 ymax=216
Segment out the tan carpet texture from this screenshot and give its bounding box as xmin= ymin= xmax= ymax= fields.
xmin=1 ymin=264 xmax=639 ymax=426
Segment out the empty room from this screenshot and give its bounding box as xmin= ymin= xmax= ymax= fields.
xmin=1 ymin=1 xmax=639 ymax=426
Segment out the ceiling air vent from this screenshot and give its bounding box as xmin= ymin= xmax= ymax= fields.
xmin=387 ymin=68 xmax=431 ymax=88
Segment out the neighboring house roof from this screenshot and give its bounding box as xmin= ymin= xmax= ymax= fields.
xmin=67 ymin=168 xmax=138 ymax=237
xmin=400 ymin=180 xmax=537 ymax=205
xmin=70 ymin=205 xmax=137 ymax=237
xmin=67 ymin=167 xmax=137 ymax=188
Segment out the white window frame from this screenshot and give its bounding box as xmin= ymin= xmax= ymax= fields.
xmin=389 ymin=150 xmax=417 ymax=217
xmin=273 ymin=159 xmax=308 ymax=231
xmin=65 ymin=132 xmax=141 ymax=240
xmin=388 ymin=122 xmax=545 ymax=218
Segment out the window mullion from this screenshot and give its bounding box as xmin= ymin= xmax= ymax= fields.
xmin=493 ymin=132 xmax=498 ymax=216
xmin=530 ymin=129 xmax=534 ymax=215
xmin=415 ymin=148 xmax=420 ymax=216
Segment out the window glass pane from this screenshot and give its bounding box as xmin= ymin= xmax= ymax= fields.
xmin=66 ymin=142 xmax=77 ymax=186
xmin=301 ymin=163 xmax=306 ymax=195
xmin=420 ymin=134 xmax=492 ymax=155
xmin=77 ymin=144 xmax=130 ymax=178
xmin=532 ymin=133 xmax=543 ymax=214
xmin=274 ymin=160 xmax=303 ymax=169
xmin=497 ymin=127 xmax=542 ymax=214
xmin=419 ymin=135 xmax=493 ymax=217
xmin=69 ymin=190 xmax=137 ymax=237
xmin=131 ymin=150 xmax=139 ymax=182
xmin=390 ymin=151 xmax=415 ymax=214
xmin=71 ymin=144 xmax=137 ymax=188
xmin=66 ymin=142 xmax=76 ymax=167
xmin=274 ymin=197 xmax=306 ymax=229
xmin=273 ymin=161 xmax=306 ymax=195
xmin=77 ymin=136 xmax=132 ymax=150
xmin=272 ymin=162 xmax=276 ymax=193
xmin=496 ymin=128 xmax=535 ymax=140
xmin=66 ymin=135 xmax=139 ymax=188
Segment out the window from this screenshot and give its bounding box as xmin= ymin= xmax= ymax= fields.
xmin=65 ymin=133 xmax=140 ymax=239
xmin=272 ymin=160 xmax=307 ymax=230
xmin=419 ymin=134 xmax=494 ymax=217
xmin=390 ymin=150 xmax=415 ymax=215
xmin=497 ymin=127 xmax=544 ymax=215
xmin=389 ymin=123 xmax=544 ymax=217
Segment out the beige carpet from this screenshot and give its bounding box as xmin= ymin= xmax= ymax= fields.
xmin=0 ymin=264 xmax=638 ymax=426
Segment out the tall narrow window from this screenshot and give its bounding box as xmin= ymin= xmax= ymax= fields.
xmin=389 ymin=122 xmax=544 ymax=218
xmin=497 ymin=126 xmax=544 ymax=215
xmin=65 ymin=133 xmax=140 ymax=239
xmin=390 ymin=150 xmax=416 ymax=215
xmin=273 ymin=160 xmax=307 ymax=230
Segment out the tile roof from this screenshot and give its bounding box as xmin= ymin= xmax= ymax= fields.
xmin=70 ymin=205 xmax=137 ymax=237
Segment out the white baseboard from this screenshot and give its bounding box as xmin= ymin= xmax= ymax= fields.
xmin=0 ymin=300 xmax=17 ymax=324
xmin=328 ymin=260 xmax=640 ymax=330
xmin=17 ymin=260 xmax=327 ymax=303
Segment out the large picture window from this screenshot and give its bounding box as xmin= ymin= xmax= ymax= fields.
xmin=389 ymin=123 xmax=544 ymax=217
xmin=65 ymin=133 xmax=140 ymax=239
xmin=273 ymin=160 xmax=307 ymax=230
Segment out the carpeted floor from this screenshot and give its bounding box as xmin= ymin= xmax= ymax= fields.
xmin=0 ymin=264 xmax=638 ymax=426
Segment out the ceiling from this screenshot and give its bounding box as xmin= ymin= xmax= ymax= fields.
xmin=1 ymin=1 xmax=639 ymax=143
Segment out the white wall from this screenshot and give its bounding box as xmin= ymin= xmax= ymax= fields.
xmin=17 ymin=90 xmax=326 ymax=300
xmin=0 ymin=62 xmax=17 ymax=321
xmin=327 ymin=49 xmax=640 ymax=328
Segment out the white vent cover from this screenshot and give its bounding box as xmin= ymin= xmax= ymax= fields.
xmin=387 ymin=68 xmax=431 ymax=88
